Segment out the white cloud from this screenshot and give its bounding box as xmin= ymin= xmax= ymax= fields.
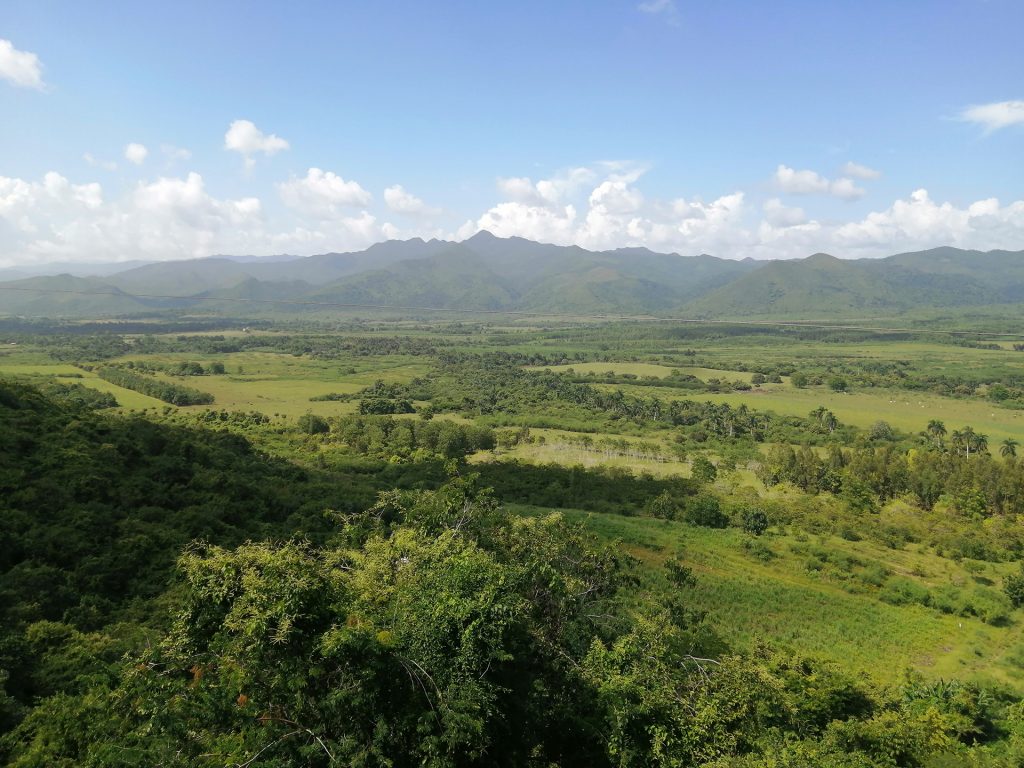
xmin=0 ymin=171 xmax=267 ymax=266
xmin=161 ymin=144 xmax=192 ymax=162
xmin=384 ymin=185 xmax=440 ymax=216
xmin=124 ymin=143 xmax=148 ymax=165
xmin=466 ymin=164 xmax=750 ymax=254
xmin=3 ymin=160 xmax=1024 ymax=269
xmin=775 ymin=165 xmax=830 ymax=195
xmin=841 ymin=161 xmax=881 ymax=180
xmin=497 ymin=166 xmax=596 ymax=207
xmin=775 ymin=164 xmax=865 ymax=200
xmin=754 ymin=190 xmax=1024 ymax=259
xmin=278 ymin=168 xmax=373 ymax=218
xmin=763 ymin=198 xmax=807 ymax=227
xmin=0 ymin=39 xmax=45 ymax=90
xmin=224 ymin=119 xmax=289 ymax=167
xmin=83 ymin=153 xmax=117 ymax=171
xmin=959 ymin=100 xmax=1024 ymax=134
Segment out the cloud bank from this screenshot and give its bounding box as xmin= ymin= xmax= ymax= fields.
xmin=1 ymin=160 xmax=1023 ymax=268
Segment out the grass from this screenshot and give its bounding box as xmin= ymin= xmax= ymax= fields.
xmin=699 ymin=385 xmax=1024 ymax=444
xmin=0 ymin=351 xmax=431 ymax=417
xmin=524 ymin=505 xmax=1024 ymax=690
xmin=468 ymin=427 xmax=693 ymax=478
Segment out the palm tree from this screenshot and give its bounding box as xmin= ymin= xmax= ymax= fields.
xmin=974 ymin=433 xmax=989 ymax=456
xmin=1000 ymin=438 xmax=1018 ymax=458
xmin=951 ymin=429 xmax=966 ymax=457
xmin=926 ymin=419 xmax=946 ymax=449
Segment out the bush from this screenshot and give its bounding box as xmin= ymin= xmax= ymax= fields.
xmin=297 ymin=412 xmax=330 ymax=435
xmin=829 ymin=376 xmax=849 ymax=392
xmin=645 ymin=491 xmax=680 ymax=520
xmin=742 ymin=508 xmax=769 ymax=536
xmin=691 ymin=456 xmax=717 ymax=484
xmin=685 ymin=493 xmax=728 ymax=528
xmin=879 ymin=577 xmax=930 ymax=607
xmin=1004 ymin=564 xmax=1024 ymax=607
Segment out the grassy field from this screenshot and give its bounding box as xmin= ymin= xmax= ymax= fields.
xmin=540 ymin=506 xmax=1024 ymax=690
xmin=469 ymin=427 xmax=694 ymax=478
xmin=0 ymin=350 xmax=432 ymax=417
xmin=699 ymin=385 xmax=1024 ymax=444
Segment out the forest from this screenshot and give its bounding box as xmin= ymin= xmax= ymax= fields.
xmin=3 ymin=318 xmax=1024 ymax=766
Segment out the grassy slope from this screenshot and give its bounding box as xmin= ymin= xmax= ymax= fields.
xmin=529 ymin=506 xmax=1024 ymax=691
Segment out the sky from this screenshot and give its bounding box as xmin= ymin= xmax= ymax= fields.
xmin=1 ymin=0 xmax=1023 ymax=267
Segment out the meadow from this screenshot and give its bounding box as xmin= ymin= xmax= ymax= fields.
xmin=550 ymin=506 xmax=1024 ymax=689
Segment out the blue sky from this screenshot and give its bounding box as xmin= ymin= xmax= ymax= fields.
xmin=1 ymin=0 xmax=1022 ymax=265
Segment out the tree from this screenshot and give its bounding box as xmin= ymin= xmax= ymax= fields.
xmin=297 ymin=412 xmax=329 ymax=434
xmin=926 ymin=419 xmax=946 ymax=449
xmin=869 ymin=421 xmax=895 ymax=441
xmin=645 ymin=491 xmax=679 ymax=520
xmin=1001 ymin=438 xmax=1019 ymax=458
xmin=828 ymin=376 xmax=849 ymax=392
xmin=742 ymin=508 xmax=769 ymax=536
xmin=691 ymin=456 xmax=718 ymax=484
xmin=1005 ymin=564 xmax=1024 ymax=607
xmin=684 ymin=493 xmax=728 ymax=528
xmin=790 ymin=372 xmax=809 ymax=388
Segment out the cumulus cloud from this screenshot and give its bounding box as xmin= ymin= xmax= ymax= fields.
xmin=278 ymin=168 xmax=372 ymax=218
xmin=841 ymin=161 xmax=881 ymax=180
xmin=751 ymin=190 xmax=1024 ymax=259
xmin=124 ymin=143 xmax=148 ymax=165
xmin=497 ymin=166 xmax=596 ymax=207
xmin=464 ymin=164 xmax=749 ymax=255
xmin=959 ymin=100 xmax=1024 ymax=134
xmin=3 ymin=160 xmax=1023 ymax=268
xmin=224 ymin=119 xmax=289 ymax=167
xmin=775 ymin=165 xmax=865 ymax=200
xmin=0 ymin=39 xmax=45 ymax=90
xmin=384 ymin=185 xmax=440 ymax=216
xmin=0 ymin=171 xmax=267 ymax=266
xmin=763 ymin=198 xmax=807 ymax=228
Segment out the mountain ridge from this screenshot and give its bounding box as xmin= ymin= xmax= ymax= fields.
xmin=0 ymin=235 xmax=1022 ymax=319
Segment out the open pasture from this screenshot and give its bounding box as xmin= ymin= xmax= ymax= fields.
xmin=548 ymin=507 xmax=1024 ymax=690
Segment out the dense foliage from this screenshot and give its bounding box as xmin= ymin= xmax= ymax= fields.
xmin=96 ymin=365 xmax=215 ymax=405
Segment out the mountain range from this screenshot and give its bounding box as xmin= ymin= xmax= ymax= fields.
xmin=0 ymin=232 xmax=1022 ymax=319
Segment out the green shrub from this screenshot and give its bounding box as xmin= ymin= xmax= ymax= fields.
xmin=879 ymin=577 xmax=930 ymax=607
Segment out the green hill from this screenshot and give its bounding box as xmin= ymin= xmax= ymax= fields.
xmin=2 ymin=238 xmax=1023 ymax=319
xmin=684 ymin=251 xmax=999 ymax=318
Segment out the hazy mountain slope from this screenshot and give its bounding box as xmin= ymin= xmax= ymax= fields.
xmin=0 ymin=274 xmax=154 ymax=316
xmin=106 ymin=258 xmax=257 ymax=295
xmin=517 ymin=267 xmax=680 ymax=313
xmin=884 ymin=247 xmax=1024 ymax=300
xmin=245 ymin=238 xmax=454 ymax=285
xmin=305 ymin=246 xmax=518 ymax=310
xmin=3 ymin=238 xmax=1024 ymax=319
xmin=683 ymin=252 xmax=993 ymax=317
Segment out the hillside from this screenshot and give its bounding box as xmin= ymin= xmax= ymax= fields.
xmin=1 ymin=237 xmax=1023 ymax=319
xmin=683 ymin=250 xmax=1007 ymax=318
